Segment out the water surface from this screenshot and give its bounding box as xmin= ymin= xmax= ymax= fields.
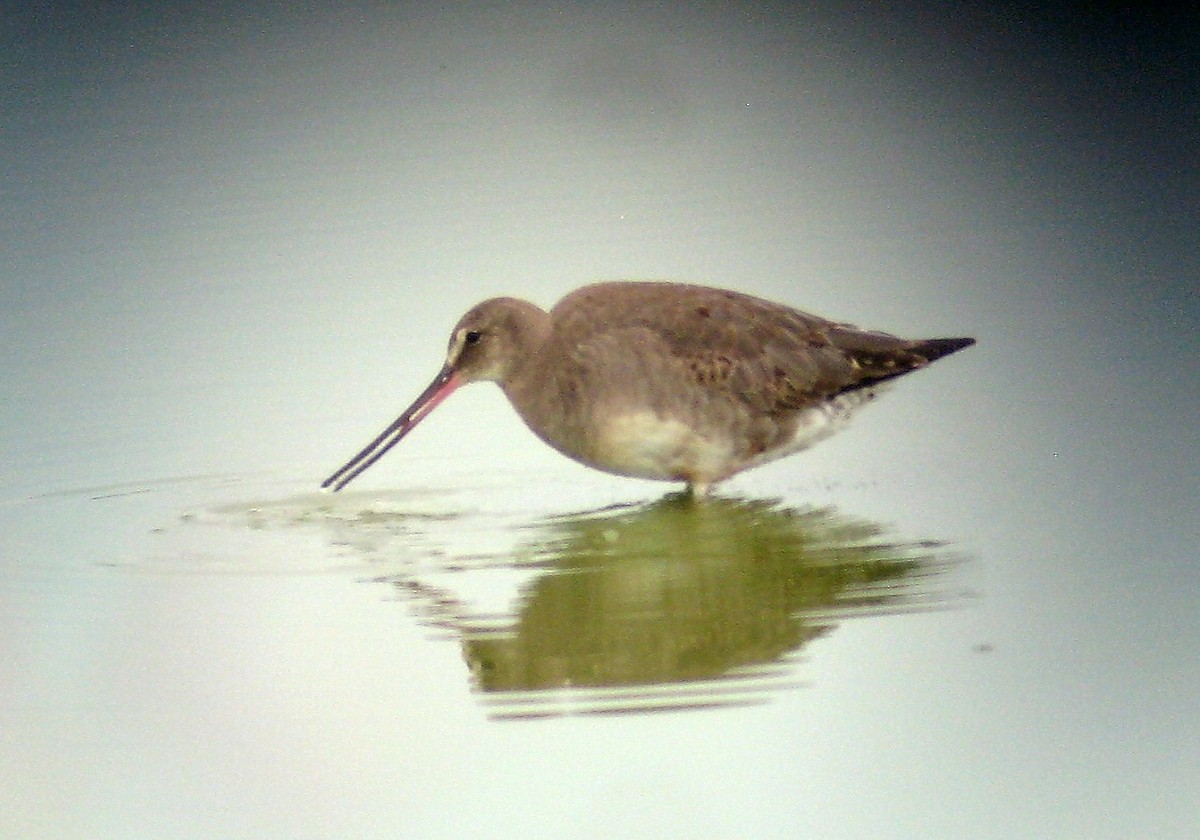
xmin=3 ymin=5 xmax=1197 ymax=839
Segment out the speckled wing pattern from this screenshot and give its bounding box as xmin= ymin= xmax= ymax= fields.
xmin=551 ymin=282 xmax=973 ymax=416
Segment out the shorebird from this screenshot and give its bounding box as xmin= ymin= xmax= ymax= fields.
xmin=322 ymin=281 xmax=974 ymax=495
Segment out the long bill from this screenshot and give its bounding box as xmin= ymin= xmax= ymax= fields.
xmin=321 ymin=365 xmax=461 ymax=492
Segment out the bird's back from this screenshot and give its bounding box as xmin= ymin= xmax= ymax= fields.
xmin=549 ymin=281 xmax=974 ymax=416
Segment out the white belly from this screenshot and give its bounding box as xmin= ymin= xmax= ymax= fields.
xmin=589 ymin=387 xmax=884 ymax=484
xmin=592 ymin=412 xmax=732 ymax=481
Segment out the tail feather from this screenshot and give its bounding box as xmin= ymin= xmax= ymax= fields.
xmin=833 ymin=334 xmax=975 ymax=394
xmin=911 ymin=336 xmax=976 ymax=363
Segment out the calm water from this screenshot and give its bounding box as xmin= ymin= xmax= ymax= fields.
xmin=3 ymin=5 xmax=1197 ymax=839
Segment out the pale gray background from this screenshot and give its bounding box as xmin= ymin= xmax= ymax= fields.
xmin=3 ymin=3 xmax=1197 ymax=838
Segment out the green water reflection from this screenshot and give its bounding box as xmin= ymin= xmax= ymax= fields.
xmin=374 ymin=495 xmax=964 ymax=719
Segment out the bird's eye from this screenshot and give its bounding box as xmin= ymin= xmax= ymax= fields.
xmin=464 ymin=330 xmax=482 ymax=345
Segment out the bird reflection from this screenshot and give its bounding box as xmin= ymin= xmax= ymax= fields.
xmin=375 ymin=495 xmax=964 ymax=719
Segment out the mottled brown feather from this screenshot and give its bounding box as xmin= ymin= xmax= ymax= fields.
xmin=550 ymin=281 xmax=972 ymax=416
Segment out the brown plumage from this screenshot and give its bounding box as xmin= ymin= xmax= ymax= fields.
xmin=323 ymin=281 xmax=974 ymax=495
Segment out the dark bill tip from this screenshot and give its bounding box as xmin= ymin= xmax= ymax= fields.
xmin=321 ymin=366 xmax=459 ymax=491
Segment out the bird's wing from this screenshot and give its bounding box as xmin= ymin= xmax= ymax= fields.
xmin=553 ymin=282 xmax=952 ymax=414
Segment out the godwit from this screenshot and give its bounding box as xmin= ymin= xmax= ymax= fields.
xmin=323 ymin=281 xmax=974 ymax=495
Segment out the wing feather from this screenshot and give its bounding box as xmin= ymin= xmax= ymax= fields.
xmin=551 ymin=282 xmax=961 ymax=415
